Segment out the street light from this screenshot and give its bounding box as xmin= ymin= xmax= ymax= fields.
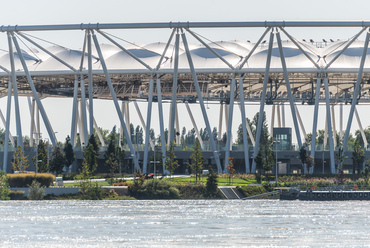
xmin=273 ymin=140 xmax=280 ymax=184
xmin=150 ymin=147 xmax=159 ymax=179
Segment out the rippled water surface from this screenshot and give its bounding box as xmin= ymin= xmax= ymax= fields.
xmin=1 ymin=200 xmax=370 ymax=247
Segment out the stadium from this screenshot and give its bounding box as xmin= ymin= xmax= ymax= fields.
xmin=1 ymin=21 xmax=370 ymax=174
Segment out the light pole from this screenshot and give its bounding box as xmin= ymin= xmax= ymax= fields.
xmin=273 ymin=140 xmax=280 ymax=184
xmin=45 ymin=138 xmax=50 ymax=172
xmin=135 ymin=130 xmax=143 ymax=172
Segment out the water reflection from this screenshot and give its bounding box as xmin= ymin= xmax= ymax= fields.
xmin=0 ymin=200 xmax=369 ymax=247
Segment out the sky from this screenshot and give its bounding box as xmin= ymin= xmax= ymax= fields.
xmin=1 ymin=0 xmax=370 ymax=144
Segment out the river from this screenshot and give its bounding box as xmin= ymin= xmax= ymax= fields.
xmin=0 ymin=200 xmax=369 ymax=247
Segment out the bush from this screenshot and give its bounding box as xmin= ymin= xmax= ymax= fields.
xmin=238 ymin=185 xmax=269 ymax=198
xmin=8 ymin=173 xmax=55 ymax=187
xmin=129 ymin=179 xmax=180 ymax=199
xmin=9 ymin=190 xmax=26 ymax=200
xmin=0 ymin=171 xmax=10 ymax=200
xmin=27 ymin=180 xmax=45 ymax=200
xmin=112 ymin=182 xmax=131 ymax=186
xmin=176 ymin=182 xmax=207 ymax=199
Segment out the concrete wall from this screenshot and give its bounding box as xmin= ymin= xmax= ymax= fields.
xmin=10 ymin=187 xmax=80 ymax=196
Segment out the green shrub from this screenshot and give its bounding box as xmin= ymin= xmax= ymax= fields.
xmin=0 ymin=171 xmax=10 ymax=200
xmin=27 ymin=180 xmax=45 ymax=200
xmin=176 ymin=182 xmax=207 ymax=199
xmin=8 ymin=173 xmax=55 ymax=187
xmin=129 ymin=179 xmax=180 ymax=199
xmin=9 ymin=190 xmax=26 ymax=200
xmin=238 ymin=185 xmax=269 ymax=197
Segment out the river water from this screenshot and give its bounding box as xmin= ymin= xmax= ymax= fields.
xmin=0 ymin=200 xmax=369 ymax=247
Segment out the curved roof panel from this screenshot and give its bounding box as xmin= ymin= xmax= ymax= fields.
xmin=0 ymin=38 xmax=369 ymax=74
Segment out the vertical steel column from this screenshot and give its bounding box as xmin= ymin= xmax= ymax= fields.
xmin=79 ymin=100 xmax=85 ymax=146
xmin=169 ymin=30 xmax=180 ymax=144
xmin=80 ymin=78 xmax=89 ymax=145
xmin=276 ymin=31 xmax=302 ymax=148
xmin=331 ymin=105 xmax=337 ymax=148
xmin=92 ymin=31 xmax=139 ymax=170
xmin=251 ymin=30 xmax=274 ymax=173
xmin=29 ymin=97 xmax=35 ymax=147
xmin=143 ymin=75 xmax=154 ymax=173
xmin=185 ymin=102 xmax=204 ymax=148
xmin=340 ymin=103 xmax=343 ymax=140
xmin=3 ymin=75 xmax=12 ymax=171
xmin=271 ymin=104 xmax=276 ymax=137
xmin=277 ymin=103 xmax=281 ymax=127
xmin=70 ymin=74 xmax=79 ymax=147
xmin=324 ymin=77 xmax=335 ymax=173
xmin=8 ymin=33 xmax=23 ymax=147
xmin=119 ymin=101 xmax=124 ymax=147
xmin=85 ymin=101 xmax=105 ymax=146
xmin=324 ymin=115 xmax=328 ymax=149
xmin=238 ymin=103 xmax=255 ymax=146
xmin=125 ymin=101 xmax=131 ymax=140
xmin=343 ymin=31 xmax=370 ymax=151
xmin=281 ymin=104 xmax=286 ymax=127
xmin=175 ymin=104 xmax=181 ymax=144
xmin=295 ymin=105 xmax=307 ymax=142
xmin=36 ymin=103 xmax=40 ymax=145
xmin=133 ymin=101 xmax=154 ymax=149
xmin=238 ymin=76 xmax=250 ymax=173
xmin=224 ymin=74 xmax=236 ymax=172
xmin=355 ymin=107 xmax=368 ymax=148
xmin=310 ymin=75 xmax=322 ymax=174
xmin=219 ymin=102 xmax=223 ymax=140
xmin=11 ymin=32 xmax=57 ymax=146
xmin=181 ymin=31 xmax=222 ymax=173
xmin=73 ymin=104 xmax=79 ymax=147
xmin=87 ymin=30 xmax=94 ymax=135
xmin=0 ymin=109 xmax=14 ymax=147
xmin=156 ymin=77 xmax=167 ymax=172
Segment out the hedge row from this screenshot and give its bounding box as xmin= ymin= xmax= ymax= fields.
xmin=8 ymin=173 xmax=55 ymax=187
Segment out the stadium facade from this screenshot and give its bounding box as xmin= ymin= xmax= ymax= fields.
xmin=1 ymin=21 xmax=370 ymax=174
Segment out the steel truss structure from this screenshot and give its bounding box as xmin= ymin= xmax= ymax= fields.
xmin=2 ymin=21 xmax=370 ymax=174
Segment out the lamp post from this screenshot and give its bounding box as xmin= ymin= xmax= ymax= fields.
xmin=135 ymin=130 xmax=143 ymax=171
xmin=45 ymin=138 xmax=50 ymax=172
xmin=273 ymin=140 xmax=280 ymax=184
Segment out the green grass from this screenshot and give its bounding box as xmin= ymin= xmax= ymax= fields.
xmin=63 ymin=180 xmax=111 ymax=187
xmin=159 ymin=176 xmax=258 ymax=186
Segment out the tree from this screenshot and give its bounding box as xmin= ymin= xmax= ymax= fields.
xmin=352 ymin=141 xmax=365 ymax=174
xmin=49 ymin=146 xmax=66 ymax=175
xmin=305 ymin=154 xmax=314 ymax=174
xmin=64 ymin=136 xmax=75 ymax=172
xmin=299 ymin=146 xmax=307 ymax=174
xmin=75 ymin=160 xmax=92 ymax=200
xmin=11 ymin=146 xmax=29 ymax=172
xmin=106 ymin=152 xmax=119 ymax=183
xmin=336 ymin=146 xmax=345 ymax=173
xmin=236 ymin=117 xmax=254 ymax=145
xmin=165 ymin=142 xmax=179 ymax=177
xmin=0 ymin=171 xmax=10 ymax=200
xmin=75 ymin=159 xmax=102 ymax=200
xmin=33 ymin=140 xmax=48 ymax=173
xmin=205 ymin=166 xmax=218 ymax=198
xmin=226 ymin=157 xmax=235 ymax=185
xmin=362 ymin=164 xmax=370 ymax=185
xmin=299 ymin=145 xmax=314 ymax=174
xmin=189 ymin=138 xmax=204 ymax=182
xmin=27 ymin=180 xmax=45 ymax=200
xmin=83 ymin=134 xmax=100 ymax=174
